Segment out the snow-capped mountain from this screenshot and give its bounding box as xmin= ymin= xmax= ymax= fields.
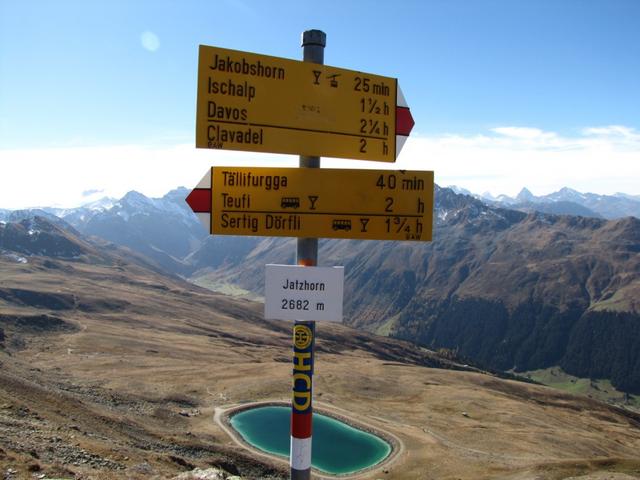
xmin=0 ymin=188 xmax=205 ymax=275
xmin=69 ymin=188 xmax=206 ymax=274
xmin=464 ymin=186 xmax=640 ymax=219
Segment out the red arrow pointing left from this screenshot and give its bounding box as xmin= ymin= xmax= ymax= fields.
xmin=185 ymin=169 xmax=213 ymax=233
xmin=185 ymin=188 xmax=211 ymax=213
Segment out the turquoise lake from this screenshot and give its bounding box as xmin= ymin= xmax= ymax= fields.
xmin=229 ymin=405 xmax=391 ymax=475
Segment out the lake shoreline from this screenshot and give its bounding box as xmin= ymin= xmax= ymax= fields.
xmin=215 ymin=400 xmax=403 ymax=479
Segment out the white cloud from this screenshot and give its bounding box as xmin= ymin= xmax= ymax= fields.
xmin=385 ymin=125 xmax=640 ymax=198
xmin=582 ymin=125 xmax=640 ymax=143
xmin=1 ymin=125 xmax=638 ymax=209
xmin=492 ymin=127 xmax=553 ymax=140
xmin=81 ymin=188 xmax=104 ymax=197
xmin=0 ymin=144 xmax=299 ymax=209
xmin=140 ymin=31 xmax=160 ymax=52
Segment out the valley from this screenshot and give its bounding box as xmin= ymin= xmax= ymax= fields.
xmin=1 ymin=216 xmax=640 ymax=478
xmin=4 ymin=4 xmax=640 ymax=478
xmin=522 ymin=367 xmax=640 ymax=412
xmin=176 ymin=188 xmax=640 ymax=396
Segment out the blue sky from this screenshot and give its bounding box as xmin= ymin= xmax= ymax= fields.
xmin=1 ymin=0 xmax=639 ymax=208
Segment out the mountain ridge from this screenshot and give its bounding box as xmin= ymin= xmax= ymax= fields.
xmin=2 ymin=185 xmax=639 ymax=394
xmin=2 ymin=214 xmax=640 ymax=478
xmin=448 ymin=185 xmax=640 ymax=219
xmin=180 ymin=187 xmax=640 ymax=393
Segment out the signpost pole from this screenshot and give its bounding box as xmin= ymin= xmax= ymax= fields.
xmin=290 ymin=29 xmax=325 ymax=480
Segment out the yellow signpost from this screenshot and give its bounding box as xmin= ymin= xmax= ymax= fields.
xmin=189 ymin=32 xmax=426 ymax=480
xmin=207 ymin=167 xmax=433 ymax=241
xmin=196 ymin=45 xmax=414 ymax=162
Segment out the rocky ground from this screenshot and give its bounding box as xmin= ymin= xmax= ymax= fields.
xmin=1 ymin=249 xmax=640 ymax=479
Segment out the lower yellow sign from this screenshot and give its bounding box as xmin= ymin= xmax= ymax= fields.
xmin=211 ymin=167 xmax=434 ymax=241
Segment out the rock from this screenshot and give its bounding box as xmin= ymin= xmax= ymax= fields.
xmin=173 ymin=467 xmax=227 ymax=479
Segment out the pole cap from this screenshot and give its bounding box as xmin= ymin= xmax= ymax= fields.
xmin=301 ymin=29 xmax=326 ymax=48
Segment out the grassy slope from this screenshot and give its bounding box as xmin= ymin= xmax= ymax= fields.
xmin=523 ymin=366 xmax=640 ymax=412
xmin=1 ymin=254 xmax=640 ymax=479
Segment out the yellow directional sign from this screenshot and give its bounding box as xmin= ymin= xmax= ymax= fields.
xmin=196 ymin=45 xmax=414 ymax=162
xmin=208 ymin=167 xmax=433 ymax=241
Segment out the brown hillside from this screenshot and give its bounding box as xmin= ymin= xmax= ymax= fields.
xmin=0 ymin=220 xmax=640 ymax=478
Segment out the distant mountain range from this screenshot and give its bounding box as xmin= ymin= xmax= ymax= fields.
xmin=448 ymin=185 xmax=640 ymax=219
xmin=1 ymin=189 xmax=206 ymax=276
xmin=2 ymin=185 xmax=639 ymax=394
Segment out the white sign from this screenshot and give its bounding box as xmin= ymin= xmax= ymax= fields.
xmin=265 ymin=264 xmax=344 ymax=322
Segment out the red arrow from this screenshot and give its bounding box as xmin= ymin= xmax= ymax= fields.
xmin=185 ymin=188 xmax=211 ymax=213
xmin=395 ymin=86 xmax=414 ymax=158
xmin=396 ymin=107 xmax=414 ymax=137
xmin=185 ymin=169 xmax=213 ymax=233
